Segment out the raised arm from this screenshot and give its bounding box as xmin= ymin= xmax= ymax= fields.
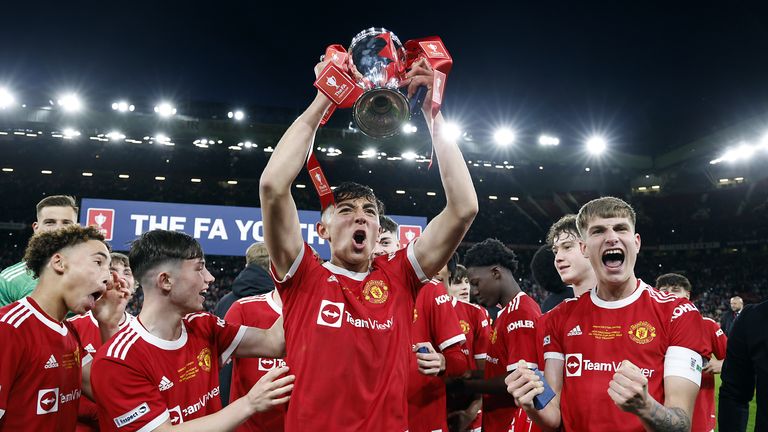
xmin=406 ymin=60 xmax=478 ymax=279
xmin=233 ymin=316 xmax=285 ymax=359
xmin=259 ymin=63 xmax=333 ymax=279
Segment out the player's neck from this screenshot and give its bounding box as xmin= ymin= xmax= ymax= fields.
xmin=500 ymin=285 xmax=521 ymax=307
xmin=595 ymin=275 xmax=638 ymax=301
xmin=138 ymin=300 xmax=185 ymax=341
xmin=29 ymin=281 xmax=68 ymax=322
xmin=572 ymin=272 xmax=597 ymax=297
xmin=329 ymin=255 xmax=370 ymax=274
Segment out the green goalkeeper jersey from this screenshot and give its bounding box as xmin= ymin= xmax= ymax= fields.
xmin=0 ymin=261 xmax=38 ymax=306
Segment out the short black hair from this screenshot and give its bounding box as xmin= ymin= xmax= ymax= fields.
xmin=463 ymin=238 xmax=519 ymax=275
xmin=36 ymin=195 xmax=78 ymax=217
xmin=531 ymin=244 xmax=568 ymax=294
xmin=447 ymin=252 xmax=459 ymax=280
xmin=655 ymin=273 xmax=692 ymax=293
xmin=451 ymin=264 xmax=468 ymax=285
xmin=24 ymin=225 xmax=109 ymax=278
xmin=379 ymin=215 xmax=398 ymax=235
xmin=332 ymin=182 xmax=383 ymax=214
xmin=129 ymin=230 xmax=204 ymax=282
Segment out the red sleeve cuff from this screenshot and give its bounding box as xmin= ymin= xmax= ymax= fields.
xmin=440 ymin=343 xmax=469 ymax=377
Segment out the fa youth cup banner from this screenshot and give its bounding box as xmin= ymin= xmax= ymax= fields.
xmin=80 ymin=198 xmax=427 ymax=259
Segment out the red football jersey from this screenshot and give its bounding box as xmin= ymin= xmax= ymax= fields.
xmin=484 ymin=292 xmax=542 ymax=432
xmin=69 ymin=311 xmax=133 ymax=431
xmin=0 ymin=297 xmax=92 ymax=432
xmin=450 ymin=298 xmax=490 ymax=431
xmin=408 ymin=280 xmax=467 ymax=432
xmin=272 ymin=242 xmax=428 ymax=432
xmin=542 ymin=281 xmax=707 ymax=432
xmin=692 ymin=317 xmax=727 ymax=432
xmin=91 ymin=312 xmax=246 ymax=431
xmin=225 ymin=293 xmax=286 ymax=432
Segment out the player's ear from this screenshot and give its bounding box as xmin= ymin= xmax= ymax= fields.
xmin=580 ymin=240 xmax=588 ymax=258
xmin=50 ymin=252 xmax=66 ymax=275
xmin=316 ymin=221 xmax=331 ymax=241
xmin=491 ymin=266 xmax=501 ymax=280
xmin=634 ymin=233 xmax=641 ymax=252
xmin=157 ymin=271 xmax=172 ymax=293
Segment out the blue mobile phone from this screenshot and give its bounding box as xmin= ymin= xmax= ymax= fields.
xmin=532 ymin=368 xmax=555 ymax=410
xmin=416 ymin=346 xmax=430 ymax=354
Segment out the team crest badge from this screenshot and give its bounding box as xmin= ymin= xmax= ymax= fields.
xmin=413 ymin=308 xmax=419 ymax=323
xmin=628 ymin=321 xmax=657 ymax=344
xmin=197 ymin=348 xmax=212 ymax=372
xmin=362 ymin=280 xmax=389 ymax=304
xmin=490 ymin=328 xmax=498 ymax=345
xmin=459 ymin=320 xmax=471 ymax=334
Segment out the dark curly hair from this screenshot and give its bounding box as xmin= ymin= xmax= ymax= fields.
xmin=463 ymin=238 xmax=519 ymax=275
xmin=129 ymin=230 xmax=204 ymax=282
xmin=24 ymin=225 xmax=109 ymax=278
xmin=531 ymin=244 xmax=568 ymax=294
xmin=332 ymin=182 xmax=383 ymax=214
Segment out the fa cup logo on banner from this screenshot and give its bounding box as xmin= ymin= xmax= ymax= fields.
xmin=86 ymin=208 xmax=115 ymax=241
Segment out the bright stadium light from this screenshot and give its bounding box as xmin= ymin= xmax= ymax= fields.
xmin=538 ymin=135 xmax=560 ymax=146
xmin=402 ymin=123 xmax=418 ymax=134
xmin=227 ymin=110 xmax=245 ymax=121
xmin=111 ymin=100 xmax=135 ymax=112
xmin=710 ymin=142 xmax=758 ymax=165
xmin=493 ymin=128 xmax=516 ymax=147
xmin=0 ymin=88 xmax=15 ymax=109
xmin=106 ymin=131 xmax=126 ymax=141
xmin=62 ymin=128 xmax=81 ymax=139
xmin=57 ymin=93 xmax=83 ymax=112
xmin=442 ymin=122 xmax=462 ymax=141
xmin=154 ymin=102 xmax=177 ymax=117
xmin=402 ymin=151 xmax=418 ymax=160
xmin=586 ymin=136 xmax=607 ymax=155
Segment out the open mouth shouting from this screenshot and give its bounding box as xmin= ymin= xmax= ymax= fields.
xmin=352 ymin=229 xmax=367 ymax=252
xmin=602 ymin=248 xmax=625 ymax=270
xmin=86 ymin=289 xmax=104 ymax=311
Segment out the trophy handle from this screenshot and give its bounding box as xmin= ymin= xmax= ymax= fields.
xmin=409 ymin=85 xmax=428 ymax=116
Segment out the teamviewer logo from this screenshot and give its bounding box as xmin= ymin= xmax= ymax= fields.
xmin=317 ymin=300 xmax=344 ymax=328
xmin=37 ymin=388 xmax=59 ymax=414
xmin=565 ymin=353 xmax=583 ymax=377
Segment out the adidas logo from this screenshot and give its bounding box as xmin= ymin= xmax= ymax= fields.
xmin=84 ymin=344 xmax=96 ymax=354
xmin=567 ymin=325 xmax=583 ymax=337
xmin=158 ymin=376 xmax=174 ymax=392
xmin=44 ymin=355 xmax=59 ymax=369
xmin=327 ymin=275 xmax=338 ymax=283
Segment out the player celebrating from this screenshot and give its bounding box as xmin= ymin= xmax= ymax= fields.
xmin=657 ymin=273 xmax=727 ymax=432
xmin=506 ymin=197 xmax=707 ymax=432
xmin=69 ymin=252 xmax=137 ymax=431
xmin=0 ymin=225 xmax=128 ymax=431
xmin=90 ymin=230 xmax=292 ymax=432
xmin=458 ymin=239 xmax=542 ymax=432
xmin=258 ymin=55 xmax=477 ymax=431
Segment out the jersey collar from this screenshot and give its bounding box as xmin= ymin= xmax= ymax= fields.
xmin=322 ymin=261 xmax=370 ymax=281
xmin=20 ymin=297 xmax=68 ymax=336
xmin=590 ymin=279 xmax=646 ymax=309
xmin=132 ymin=317 xmax=189 ymax=350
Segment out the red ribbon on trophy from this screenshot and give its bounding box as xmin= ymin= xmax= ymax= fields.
xmin=404 ymin=36 xmax=453 ymax=118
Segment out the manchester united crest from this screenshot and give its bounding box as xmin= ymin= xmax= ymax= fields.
xmin=628 ymin=321 xmax=657 ymax=345
xmin=413 ymin=308 xmax=419 ymax=323
xmin=198 ymin=347 xmax=212 ymax=372
xmin=459 ymin=320 xmax=471 ymax=334
xmin=362 ymin=280 xmax=389 ymax=304
xmin=490 ymin=328 xmax=498 ymax=345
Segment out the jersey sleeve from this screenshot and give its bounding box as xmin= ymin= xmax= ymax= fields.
xmin=705 ymin=318 xmax=728 ymax=360
xmin=91 ymin=358 xmax=170 ymax=431
xmin=427 ymin=282 xmax=466 ymax=350
xmin=204 ymin=313 xmax=247 ymax=366
xmin=0 ymin=324 xmax=21 ymax=419
xmin=378 ymin=240 xmax=430 ymax=299
xmin=270 ymin=242 xmax=321 ymax=305
xmin=473 ymin=307 xmax=490 ymax=361
xmin=0 ymin=277 xmax=29 ymax=307
xmin=542 ymin=302 xmax=565 ymax=365
xmin=664 ymin=298 xmax=706 ymax=385
xmin=503 ymin=298 xmax=542 ymax=372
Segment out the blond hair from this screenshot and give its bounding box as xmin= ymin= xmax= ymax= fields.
xmin=576 ymin=197 xmax=636 ymax=238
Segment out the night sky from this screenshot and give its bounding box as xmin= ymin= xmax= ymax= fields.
xmin=2 ymin=1 xmax=768 ymax=155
